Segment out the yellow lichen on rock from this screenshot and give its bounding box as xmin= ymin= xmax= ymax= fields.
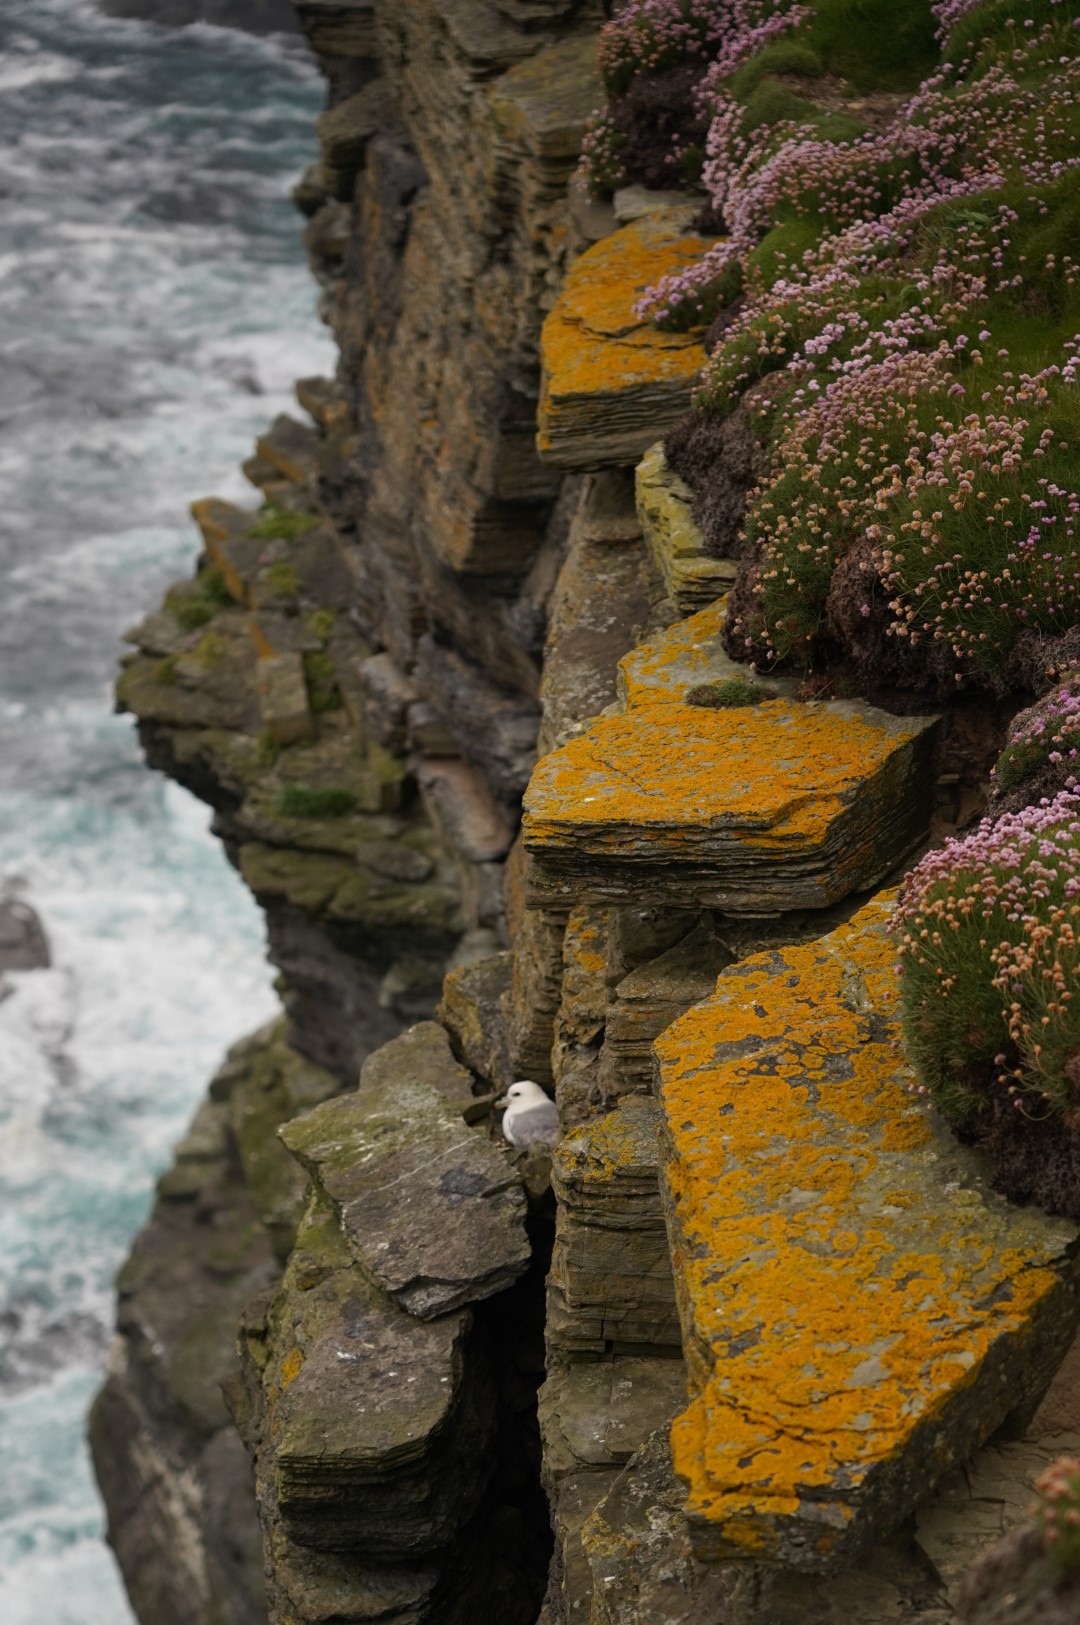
xmin=655 ymin=894 xmax=1080 ymax=1571
xmin=635 ymin=441 xmax=737 ymax=613
xmin=522 ymin=700 xmax=937 ymax=912
xmin=537 ymin=215 xmax=711 ymax=469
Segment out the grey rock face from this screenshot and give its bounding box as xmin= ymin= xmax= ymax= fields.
xmin=281 ymin=1021 xmax=531 ymax=1318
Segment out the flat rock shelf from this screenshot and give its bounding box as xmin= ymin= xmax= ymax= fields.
xmin=522 ymin=699 xmax=939 ymax=913
xmin=655 ymin=893 xmax=1080 ymax=1572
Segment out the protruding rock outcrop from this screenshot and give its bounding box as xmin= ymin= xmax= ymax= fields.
xmin=281 ymin=1021 xmax=530 ymax=1317
xmin=523 ymin=700 xmax=939 ymax=913
xmin=537 ymin=215 xmax=712 ymax=470
xmin=656 ymin=894 xmax=1080 ymax=1572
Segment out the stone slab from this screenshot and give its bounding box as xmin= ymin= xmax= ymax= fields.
xmin=617 ymin=594 xmax=798 ymax=711
xmin=539 ymin=1356 xmax=687 ymax=1483
xmin=522 ymin=699 xmax=938 ymax=914
xmin=281 ymin=1025 xmax=529 ymax=1318
xmin=262 ymin=1194 xmax=495 ymax=1558
xmin=635 ymin=443 xmax=737 ymax=615
xmin=537 ymin=216 xmax=711 ymax=470
xmin=599 ymin=920 xmax=731 ymax=1101
xmin=655 ymin=893 xmax=1080 ymax=1572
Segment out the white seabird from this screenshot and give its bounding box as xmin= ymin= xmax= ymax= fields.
xmin=496 ymin=1080 xmax=559 ymax=1147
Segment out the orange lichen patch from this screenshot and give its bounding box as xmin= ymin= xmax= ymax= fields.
xmin=618 ymin=598 xmax=738 ymax=709
xmin=553 ymin=1095 xmax=659 ymax=1192
xmin=280 ymin=1346 xmax=305 ymax=1392
xmin=190 ymin=497 xmax=253 ymax=604
xmin=654 ymin=894 xmax=1079 ymax=1571
xmin=522 ymin=700 xmax=937 ymax=913
xmin=537 ymin=215 xmax=711 ymax=470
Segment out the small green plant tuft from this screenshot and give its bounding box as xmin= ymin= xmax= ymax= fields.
xmin=275 ymin=784 xmax=357 ymax=820
xmin=249 ymin=505 xmax=319 ymax=542
xmin=154 ymin=656 xmax=178 ymax=686
xmin=263 ymin=560 xmax=300 ymax=601
xmin=255 ymin=730 xmax=280 ymax=769
xmin=303 ymin=649 xmax=342 ymax=713
xmin=171 ymin=598 xmax=214 ymax=631
xmin=305 ymin=608 xmax=336 ymax=642
xmin=685 ymin=677 xmax=770 ymax=709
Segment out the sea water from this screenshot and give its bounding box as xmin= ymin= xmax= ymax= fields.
xmin=0 ymin=2 xmax=334 ymax=1615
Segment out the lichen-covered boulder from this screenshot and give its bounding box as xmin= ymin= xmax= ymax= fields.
xmin=523 ymin=699 xmax=938 ymax=914
xmin=655 ymin=893 xmax=1080 ymax=1572
xmin=537 ymin=215 xmax=710 ymax=470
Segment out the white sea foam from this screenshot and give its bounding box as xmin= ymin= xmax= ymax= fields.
xmin=0 ymin=0 xmax=333 ymax=1612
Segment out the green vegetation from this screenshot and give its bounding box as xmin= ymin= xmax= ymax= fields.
xmin=685 ymin=677 xmax=770 ymax=708
xmin=263 ymin=559 xmax=300 ymax=601
xmin=303 ymin=649 xmax=342 ymax=713
xmin=249 ymin=504 xmax=319 ymax=542
xmin=167 ymin=566 xmax=232 ymax=631
xmin=275 ymin=784 xmax=357 ymax=820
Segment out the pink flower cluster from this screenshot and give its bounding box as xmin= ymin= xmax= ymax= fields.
xmin=1035 ymin=1455 xmax=1080 ymax=1572
xmin=596 ymin=0 xmax=803 ymax=90
xmin=994 ymin=678 xmax=1080 ymax=797
xmin=582 ymin=0 xmax=807 ymax=196
xmin=893 ymin=787 xmax=1080 ymax=1109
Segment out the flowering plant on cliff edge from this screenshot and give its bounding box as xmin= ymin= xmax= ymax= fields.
xmin=891 ymin=786 xmax=1080 ymax=1216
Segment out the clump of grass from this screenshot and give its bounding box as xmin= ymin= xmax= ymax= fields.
xmin=685 ymin=676 xmax=769 ymax=708
xmin=305 ymin=608 xmax=336 ymax=641
xmin=249 ymin=504 xmax=319 ymax=542
xmin=154 ymin=656 xmax=178 ymax=686
xmin=171 ymin=598 xmax=215 ymax=631
xmin=263 ymin=560 xmax=300 ymax=601
xmin=255 ymin=730 xmax=280 ymax=769
xmin=303 ymin=649 xmax=342 ymax=713
xmin=275 ymin=784 xmax=357 ymax=819
xmin=192 ymin=631 xmax=226 ymax=671
xmin=167 ymin=566 xmax=233 ymax=631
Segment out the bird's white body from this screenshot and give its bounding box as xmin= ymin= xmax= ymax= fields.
xmin=497 ymin=1080 xmax=559 ymax=1147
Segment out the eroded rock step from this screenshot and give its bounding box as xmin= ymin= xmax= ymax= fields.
xmin=635 ymin=442 xmax=737 ymax=616
xmin=655 ymin=893 xmax=1080 ymax=1572
xmin=536 ymin=214 xmax=711 ymax=470
xmin=522 ymin=699 xmax=938 ymax=913
xmin=281 ymin=1020 xmax=530 ymax=1318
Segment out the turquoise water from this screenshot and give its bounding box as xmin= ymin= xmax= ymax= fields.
xmin=0 ymin=2 xmax=333 ymax=1615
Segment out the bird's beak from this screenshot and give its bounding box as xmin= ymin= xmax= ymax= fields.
xmin=493 ymin=1094 xmax=508 ymax=1110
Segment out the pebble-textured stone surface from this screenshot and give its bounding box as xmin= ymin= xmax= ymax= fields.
xmin=523 ymin=699 xmax=939 ymax=914
xmin=655 ymin=893 xmax=1080 ymax=1572
xmin=635 ymin=442 xmax=737 ymax=613
xmin=537 ymin=216 xmax=710 ymax=470
xmin=281 ymin=1022 xmax=530 ymax=1318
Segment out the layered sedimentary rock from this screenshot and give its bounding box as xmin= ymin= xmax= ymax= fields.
xmin=656 ymin=894 xmax=1080 ymax=1572
xmin=523 ymin=699 xmax=939 ymax=913
xmin=635 ymin=443 xmax=737 ymax=615
xmin=281 ymin=1021 xmax=530 ymax=1317
xmin=90 ymin=1024 xmax=340 ymax=1625
xmin=548 ymin=1096 xmax=681 ymax=1358
xmin=537 ymin=215 xmax=712 ymax=470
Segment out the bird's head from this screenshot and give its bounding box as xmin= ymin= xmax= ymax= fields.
xmin=495 ymin=1079 xmax=548 ymax=1109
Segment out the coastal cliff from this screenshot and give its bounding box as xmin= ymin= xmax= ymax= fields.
xmin=92 ymin=3 xmax=1080 ymax=1624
